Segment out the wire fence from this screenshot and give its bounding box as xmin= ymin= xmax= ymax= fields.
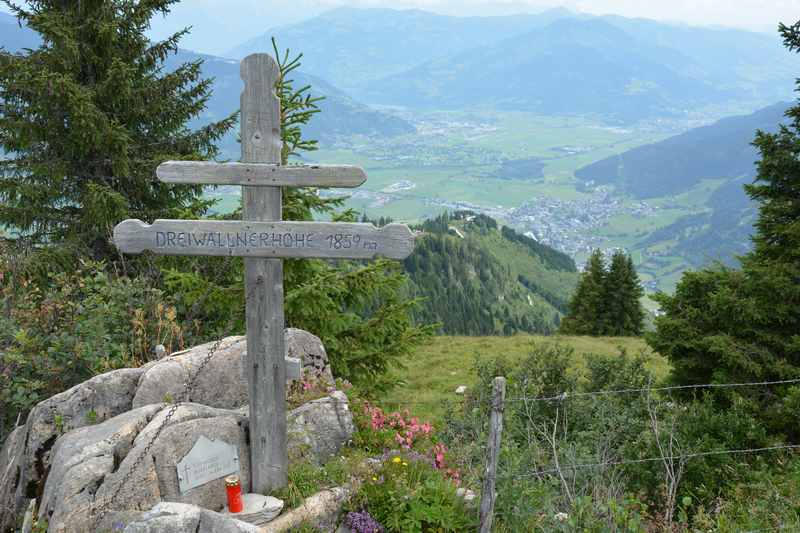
xmin=468 ymin=375 xmax=800 ymax=532
xmin=504 ymin=444 xmax=800 ymax=478
xmin=504 ymin=377 xmax=800 ymax=403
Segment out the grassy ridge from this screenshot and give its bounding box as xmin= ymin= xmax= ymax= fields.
xmin=382 ymin=334 xmax=664 ymax=424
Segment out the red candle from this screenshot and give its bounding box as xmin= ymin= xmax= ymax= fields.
xmin=225 ymin=475 xmax=243 ymax=513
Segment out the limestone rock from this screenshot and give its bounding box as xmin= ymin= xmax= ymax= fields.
xmin=39 ymin=403 xmax=250 ymax=533
xmin=122 ymin=502 xmax=261 ymax=533
xmin=96 ymin=405 xmax=250 ymax=518
xmin=287 ymin=391 xmax=354 ymax=464
xmin=286 ymin=328 xmax=334 ymax=383
xmin=0 ymin=367 xmax=145 ymax=532
xmin=0 ymin=330 xmax=338 ymax=532
xmin=132 ymin=337 xmax=249 ymax=410
xmin=39 ymin=404 xmax=164 ymax=533
xmin=132 ymin=332 xmax=323 ymax=411
xmin=0 ymin=425 xmax=26 ymax=532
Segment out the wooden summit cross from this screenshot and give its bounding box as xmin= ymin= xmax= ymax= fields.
xmin=113 ymin=53 xmax=416 ymax=492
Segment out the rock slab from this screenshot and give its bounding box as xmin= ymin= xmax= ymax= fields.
xmin=287 ymin=391 xmax=354 ymax=464
xmin=35 ymin=391 xmax=353 ymax=532
xmin=122 ymin=502 xmax=261 ymax=533
xmin=222 ymin=493 xmax=284 ymax=525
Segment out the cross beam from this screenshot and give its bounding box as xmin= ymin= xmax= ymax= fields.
xmin=156 ymin=161 xmax=367 ymax=188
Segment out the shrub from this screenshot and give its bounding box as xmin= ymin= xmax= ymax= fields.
xmin=441 ymin=341 xmax=789 ymax=530
xmin=0 ymin=259 xmax=183 ymax=436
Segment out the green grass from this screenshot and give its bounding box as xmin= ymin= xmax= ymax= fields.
xmin=382 ymin=335 xmax=666 ymax=424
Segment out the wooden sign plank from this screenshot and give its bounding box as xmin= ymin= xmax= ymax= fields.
xmin=156 ymin=161 xmax=367 ymax=188
xmin=114 ymin=219 xmax=416 ymax=260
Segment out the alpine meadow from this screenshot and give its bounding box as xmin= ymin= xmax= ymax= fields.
xmin=0 ymin=1 xmax=799 ymax=532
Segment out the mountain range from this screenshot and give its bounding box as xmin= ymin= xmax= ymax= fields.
xmin=0 ymin=11 xmax=413 ymax=152
xmin=232 ymin=7 xmax=799 ymax=121
xmin=5 ymin=7 xmax=796 ymax=131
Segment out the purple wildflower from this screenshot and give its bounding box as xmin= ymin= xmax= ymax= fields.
xmin=345 ymin=510 xmax=384 ymax=533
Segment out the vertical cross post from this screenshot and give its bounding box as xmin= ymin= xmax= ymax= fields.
xmin=240 ymin=54 xmax=287 ymax=492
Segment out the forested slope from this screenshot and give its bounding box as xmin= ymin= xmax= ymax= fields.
xmin=402 ymin=212 xmax=578 ymax=335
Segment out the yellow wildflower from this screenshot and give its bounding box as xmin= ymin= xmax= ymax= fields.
xmin=402 ymin=462 xmax=408 ymax=467
xmin=392 ymin=456 xmax=401 ymax=464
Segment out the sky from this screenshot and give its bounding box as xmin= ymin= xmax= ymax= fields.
xmin=3 ymin=0 xmax=799 ymax=56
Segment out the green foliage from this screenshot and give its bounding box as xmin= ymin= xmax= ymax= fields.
xmin=442 ymin=342 xmax=785 ymax=530
xmin=0 ymin=0 xmax=235 ymax=259
xmin=499 ymin=225 xmax=576 ymax=272
xmin=270 ymin=458 xmax=350 ymax=509
xmin=649 ymin=20 xmax=800 ymax=438
xmin=351 ymin=454 xmax=476 ymax=533
xmin=0 ymin=259 xmax=184 ymax=436
xmin=560 ymin=249 xmax=644 ymax=336
xmin=692 ymin=455 xmax=800 ymax=531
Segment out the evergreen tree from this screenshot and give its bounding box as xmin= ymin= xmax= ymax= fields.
xmin=648 ymin=20 xmax=800 ymax=437
xmin=0 ymin=0 xmax=236 ymax=259
xmin=601 ymin=251 xmax=628 ymax=335
xmin=560 ymin=249 xmax=606 ymax=335
xmin=561 ymin=249 xmax=643 ymax=336
xmin=621 ymin=254 xmax=645 ymax=335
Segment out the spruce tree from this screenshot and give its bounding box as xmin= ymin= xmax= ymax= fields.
xmin=649 ymin=20 xmax=800 ymax=436
xmin=0 ymin=0 xmax=236 ymax=259
xmin=602 ymin=250 xmax=628 ymax=335
xmin=621 ymin=254 xmax=645 ymax=335
xmin=560 ymin=249 xmax=606 ymax=335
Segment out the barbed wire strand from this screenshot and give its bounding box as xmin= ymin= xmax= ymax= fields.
xmin=505 ymin=378 xmax=800 ymax=403
xmin=505 ymin=444 xmax=800 ymax=478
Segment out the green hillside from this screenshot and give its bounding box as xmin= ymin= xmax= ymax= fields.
xmin=576 ymin=102 xmax=789 ymax=197
xmin=402 ymin=211 xmax=578 ymax=335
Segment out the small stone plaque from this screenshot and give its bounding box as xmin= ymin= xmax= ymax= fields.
xmin=177 ymin=435 xmax=239 ymax=494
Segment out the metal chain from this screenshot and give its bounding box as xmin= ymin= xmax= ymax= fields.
xmin=92 ymin=255 xmax=249 ymax=527
xmin=92 ymin=331 xmax=232 ymax=526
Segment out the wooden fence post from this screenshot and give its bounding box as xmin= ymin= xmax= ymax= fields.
xmin=479 ymin=376 xmax=506 ymax=533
